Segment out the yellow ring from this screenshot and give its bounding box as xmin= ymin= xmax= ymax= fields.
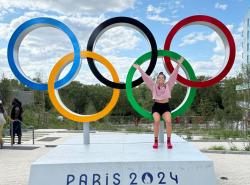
xmin=48 ymin=51 xmax=120 ymax=122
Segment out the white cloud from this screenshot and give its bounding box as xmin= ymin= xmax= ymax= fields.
xmin=147 ymin=14 xmax=169 ymax=24
xmin=180 ymin=24 xmax=234 ymax=52
xmin=0 ymin=1 xmax=142 ymax=84
xmin=146 ymin=1 xmax=183 ymax=24
xmin=96 ymin=27 xmax=141 ymax=54
xmin=146 ymin=4 xmax=169 ymax=24
xmin=147 ymin=4 xmax=165 ymax=14
xmin=0 ymin=0 xmax=136 ymax=16
xmin=215 ymin=2 xmax=228 ymax=10
xmin=0 ymin=0 xmax=243 ymax=84
xmin=56 ymin=55 xmax=139 ymax=84
xmin=160 ymin=0 xmax=184 ymax=13
xmin=178 ymin=23 xmax=244 ymax=78
xmin=179 ymin=32 xmax=207 ymax=47
xmin=0 ymin=21 xmax=143 ymax=83
xmin=179 ymin=30 xmax=225 ymax=53
xmin=175 ymin=1 xmax=181 ymax=5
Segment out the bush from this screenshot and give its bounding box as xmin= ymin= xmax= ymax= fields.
xmin=208 ymin=145 xmax=226 ymax=150
xmin=90 ymin=122 xmax=118 ymax=131
xmin=244 ymin=143 xmax=250 ymax=151
xmin=230 ymin=145 xmax=239 ymax=151
xmin=187 ymin=134 xmax=192 ymax=140
xmin=126 ymin=126 xmax=152 ymax=133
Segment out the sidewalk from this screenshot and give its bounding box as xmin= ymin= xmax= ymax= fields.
xmin=0 ymin=130 xmax=75 ymax=185
xmin=0 ymin=130 xmax=250 ymax=185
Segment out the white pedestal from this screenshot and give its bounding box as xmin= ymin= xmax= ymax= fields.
xmin=29 ymin=133 xmax=216 ymax=185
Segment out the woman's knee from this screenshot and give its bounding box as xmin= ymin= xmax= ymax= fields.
xmin=153 ymin=113 xmax=160 ymax=123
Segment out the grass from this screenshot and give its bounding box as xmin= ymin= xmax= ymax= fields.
xmin=90 ymin=122 xmax=119 ymax=131
xmin=230 ymin=145 xmax=239 ymax=151
xmin=244 ymin=143 xmax=250 ymax=151
xmin=186 ymin=134 xmax=192 ymax=140
xmin=11 ymin=106 xmax=250 ymax=139
xmin=125 ymin=126 xmax=152 ymax=133
xmin=208 ymin=145 xmax=226 ymax=150
xmin=173 ymin=124 xmax=248 ymax=140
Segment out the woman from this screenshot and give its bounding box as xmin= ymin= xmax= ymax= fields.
xmin=10 ymin=98 xmax=23 ymax=145
xmin=133 ymin=57 xmax=184 ymax=149
xmin=0 ymin=100 xmax=8 ymax=149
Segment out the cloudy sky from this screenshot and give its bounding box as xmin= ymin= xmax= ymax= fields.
xmin=0 ymin=0 xmax=249 ymax=86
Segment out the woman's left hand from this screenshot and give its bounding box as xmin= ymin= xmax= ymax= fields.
xmin=177 ymin=56 xmax=185 ymax=65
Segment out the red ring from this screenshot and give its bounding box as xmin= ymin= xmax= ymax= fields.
xmin=164 ymin=15 xmax=236 ymax=88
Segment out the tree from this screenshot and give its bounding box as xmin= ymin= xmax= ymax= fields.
xmin=219 ymin=77 xmax=243 ymax=130
xmin=238 ymin=61 xmax=250 ymax=131
xmin=0 ymin=76 xmax=12 ymax=106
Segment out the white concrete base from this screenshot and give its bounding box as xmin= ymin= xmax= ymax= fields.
xmin=29 ymin=133 xmax=216 ymax=185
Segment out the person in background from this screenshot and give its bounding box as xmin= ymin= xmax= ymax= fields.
xmin=0 ymin=100 xmax=8 ymax=149
xmin=10 ymin=98 xmax=23 ymax=145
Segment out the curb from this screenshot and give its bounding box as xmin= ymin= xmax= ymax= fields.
xmin=201 ymin=149 xmax=250 ymax=155
xmin=190 ymin=139 xmax=250 ymax=142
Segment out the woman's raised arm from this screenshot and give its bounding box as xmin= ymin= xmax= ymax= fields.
xmin=167 ymin=57 xmax=184 ymax=90
xmin=133 ymin=64 xmax=154 ymax=91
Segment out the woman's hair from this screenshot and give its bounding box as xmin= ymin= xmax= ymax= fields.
xmin=12 ymin=98 xmax=22 ymax=107
xmin=157 ymin=72 xmax=166 ymax=80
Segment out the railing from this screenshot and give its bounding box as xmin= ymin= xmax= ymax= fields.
xmin=237 ymin=101 xmax=250 ymax=109
xmin=3 ymin=122 xmax=35 ymax=146
xmin=236 ymin=83 xmax=250 ymax=91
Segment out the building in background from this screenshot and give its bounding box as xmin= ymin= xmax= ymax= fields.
xmin=236 ymin=9 xmax=250 ymax=127
xmin=242 ymin=9 xmax=250 ymax=65
xmin=10 ymin=89 xmax=34 ymax=106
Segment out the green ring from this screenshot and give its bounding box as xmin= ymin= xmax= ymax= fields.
xmin=125 ymin=50 xmax=197 ymax=121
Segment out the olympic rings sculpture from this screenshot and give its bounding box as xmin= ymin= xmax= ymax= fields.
xmin=7 ymin=15 xmax=236 ymax=122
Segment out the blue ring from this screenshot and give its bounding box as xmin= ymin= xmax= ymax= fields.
xmin=7 ymin=17 xmax=81 ymax=90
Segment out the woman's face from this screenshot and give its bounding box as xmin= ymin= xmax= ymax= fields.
xmin=157 ymin=74 xmax=165 ymax=84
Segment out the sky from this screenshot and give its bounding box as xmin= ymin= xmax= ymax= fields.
xmin=0 ymin=0 xmax=249 ymax=86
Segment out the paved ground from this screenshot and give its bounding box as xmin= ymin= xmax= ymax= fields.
xmin=0 ymin=130 xmax=75 ymax=185
xmin=207 ymin=153 xmax=250 ymax=185
xmin=0 ymin=130 xmax=250 ymax=185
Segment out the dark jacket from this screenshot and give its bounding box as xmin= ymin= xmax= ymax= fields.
xmin=11 ymin=105 xmax=23 ymax=122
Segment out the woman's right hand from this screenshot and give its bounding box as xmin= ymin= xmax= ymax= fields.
xmin=133 ymin=64 xmax=140 ymax=70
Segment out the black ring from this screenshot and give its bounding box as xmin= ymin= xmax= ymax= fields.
xmin=87 ymin=16 xmax=157 ymax=89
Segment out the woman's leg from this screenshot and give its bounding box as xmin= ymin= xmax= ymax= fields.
xmin=152 ymin=112 xmax=161 ymax=149
xmin=162 ymin=111 xmax=173 ymax=149
xmin=17 ymin=122 xmax=22 ymax=144
xmin=0 ymin=124 xmax=4 ymax=147
xmin=153 ymin=112 xmax=161 ymax=137
xmin=11 ymin=121 xmax=16 ymax=144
